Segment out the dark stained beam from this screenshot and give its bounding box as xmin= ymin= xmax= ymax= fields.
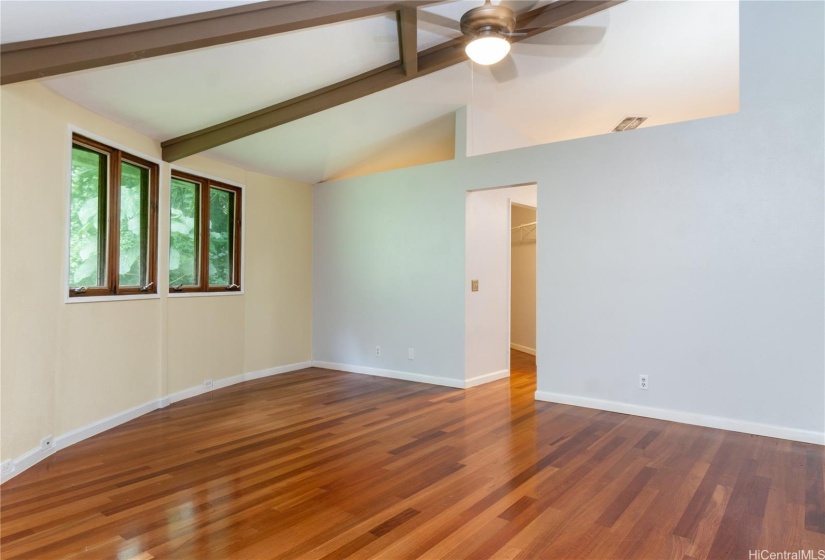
xmin=161 ymin=39 xmax=463 ymax=161
xmin=0 ymin=0 xmax=440 ymax=85
xmin=161 ymin=0 xmax=624 ymax=162
xmin=397 ymin=7 xmax=419 ymax=78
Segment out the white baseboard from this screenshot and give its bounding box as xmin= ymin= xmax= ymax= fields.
xmin=311 ymin=361 xmax=465 ymax=389
xmin=1 ymin=360 xmax=312 ymax=484
xmin=534 ymin=390 xmax=825 ymax=445
xmin=167 ymin=372 xmax=245 ymax=404
xmin=311 ymin=361 xmax=509 ymax=390
xmin=510 ymin=343 xmax=536 ymax=356
xmin=1 ymin=397 xmax=163 ymax=485
xmin=246 ymin=361 xmax=312 ymax=381
xmin=466 ymin=369 xmax=510 ymax=388
xmin=167 ymin=361 xmax=312 ymax=404
xmin=167 ymin=383 xmax=217 ymax=404
xmin=58 ymin=398 xmax=163 ymax=449
xmin=3 ymin=445 xmax=51 ymax=484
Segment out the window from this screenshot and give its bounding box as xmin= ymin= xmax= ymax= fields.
xmin=69 ymin=134 xmax=159 ymax=298
xmin=169 ymin=171 xmax=242 ymax=293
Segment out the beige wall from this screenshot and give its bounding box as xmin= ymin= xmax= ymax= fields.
xmin=0 ymin=82 xmax=312 ymax=461
xmin=510 ymin=204 xmax=536 ymax=354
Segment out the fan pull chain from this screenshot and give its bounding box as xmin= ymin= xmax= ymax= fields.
xmin=470 ymin=60 xmax=475 ymax=157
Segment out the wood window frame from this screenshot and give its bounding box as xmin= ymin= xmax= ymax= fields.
xmin=69 ymin=133 xmax=159 ymax=299
xmin=169 ymin=170 xmax=243 ymax=294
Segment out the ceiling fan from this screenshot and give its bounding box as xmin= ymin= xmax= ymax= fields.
xmin=423 ymin=0 xmax=608 ymax=82
xmin=460 ymin=0 xmax=520 ymax=65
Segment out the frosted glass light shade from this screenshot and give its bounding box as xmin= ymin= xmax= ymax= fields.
xmin=465 ymin=36 xmax=511 ymax=65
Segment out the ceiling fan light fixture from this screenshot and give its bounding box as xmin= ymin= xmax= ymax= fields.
xmin=465 ymin=31 xmax=511 ymax=66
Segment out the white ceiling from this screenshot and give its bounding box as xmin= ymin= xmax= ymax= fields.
xmin=1 ymin=1 xmax=739 ymax=184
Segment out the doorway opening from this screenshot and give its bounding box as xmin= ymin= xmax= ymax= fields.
xmin=510 ymin=202 xmax=537 ymax=388
xmin=464 ymin=183 xmax=536 ymax=388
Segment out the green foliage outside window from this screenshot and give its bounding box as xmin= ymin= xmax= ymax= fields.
xmin=169 ymin=178 xmax=199 ymax=286
xmin=169 ymin=178 xmax=236 ymax=288
xmin=68 ymin=135 xmax=158 ymax=297
xmin=209 ymin=188 xmax=234 ymax=286
xmin=119 ymin=163 xmax=148 ymax=287
xmin=69 ymin=146 xmax=106 ymax=287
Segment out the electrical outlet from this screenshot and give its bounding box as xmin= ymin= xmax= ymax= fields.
xmin=203 ymin=379 xmax=213 ymax=390
xmin=408 ymin=348 xmax=415 ymax=360
xmin=471 ymin=279 xmax=479 ymax=292
xmin=1 ymin=460 xmax=15 ymax=477
xmin=375 ymin=346 xmax=381 ymax=357
xmin=639 ymin=375 xmax=649 ymax=390
xmin=40 ymin=435 xmax=54 ymax=451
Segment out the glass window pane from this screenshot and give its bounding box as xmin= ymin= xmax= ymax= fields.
xmin=169 ymin=177 xmax=200 ymax=286
xmin=209 ymin=187 xmax=234 ymax=286
xmin=69 ymin=145 xmax=107 ymax=287
xmin=119 ymin=162 xmax=149 ymax=287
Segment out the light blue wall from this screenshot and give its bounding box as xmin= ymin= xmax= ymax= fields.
xmin=313 ymin=1 xmax=824 ymax=440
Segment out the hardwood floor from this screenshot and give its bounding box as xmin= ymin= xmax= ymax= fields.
xmin=2 ymin=350 xmax=823 ymax=559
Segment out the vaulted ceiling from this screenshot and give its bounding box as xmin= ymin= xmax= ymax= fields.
xmin=0 ymin=1 xmax=739 ymax=184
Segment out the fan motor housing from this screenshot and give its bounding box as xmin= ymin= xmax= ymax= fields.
xmin=459 ymin=3 xmax=517 ymax=37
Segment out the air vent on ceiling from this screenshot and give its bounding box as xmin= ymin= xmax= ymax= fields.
xmin=612 ymin=116 xmax=648 ymax=132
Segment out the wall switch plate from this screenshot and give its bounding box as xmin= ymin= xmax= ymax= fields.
xmin=40 ymin=435 xmax=54 ymax=451
xmin=203 ymin=379 xmax=213 ymax=389
xmin=471 ymin=279 xmax=479 ymax=292
xmin=639 ymin=375 xmax=649 ymax=390
xmin=408 ymin=348 xmax=414 ymax=360
xmin=1 ymin=460 xmax=15 ymax=477
xmin=375 ymin=346 xmax=381 ymax=357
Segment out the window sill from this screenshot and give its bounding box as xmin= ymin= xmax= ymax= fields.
xmin=65 ymin=293 xmax=161 ymax=304
xmin=167 ymin=290 xmax=244 ymax=299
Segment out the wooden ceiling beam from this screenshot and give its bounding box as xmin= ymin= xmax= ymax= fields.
xmin=397 ymin=7 xmax=419 ymax=78
xmin=0 ymin=0 xmax=440 ymax=85
xmin=160 ymin=0 xmax=624 ymax=162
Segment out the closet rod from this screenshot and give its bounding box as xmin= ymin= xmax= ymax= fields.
xmin=511 ymin=221 xmax=537 ymax=231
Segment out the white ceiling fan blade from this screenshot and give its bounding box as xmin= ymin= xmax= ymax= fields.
xmin=516 ymin=2 xmax=610 ymax=30
xmin=418 ymin=9 xmax=461 ymax=33
xmin=519 ymin=25 xmax=606 ymax=46
xmin=489 ymin=53 xmax=519 ymax=83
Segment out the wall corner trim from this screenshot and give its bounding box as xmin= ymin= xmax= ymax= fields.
xmin=534 ymin=391 xmax=825 ymax=445
xmin=1 ymin=360 xmax=312 ymax=484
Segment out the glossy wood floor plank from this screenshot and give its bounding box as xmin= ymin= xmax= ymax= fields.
xmin=2 ymin=350 xmax=824 ymax=559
